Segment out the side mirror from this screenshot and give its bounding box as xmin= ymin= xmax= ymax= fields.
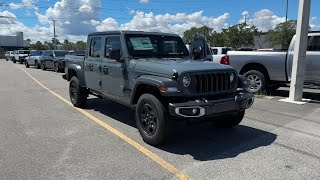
xmin=192 ymin=48 xmax=202 ymax=60
xmin=109 ymin=48 xmax=121 ymax=62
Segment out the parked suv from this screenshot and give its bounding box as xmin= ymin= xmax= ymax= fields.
xmin=13 ymin=50 xmax=30 ymax=64
xmin=25 ymin=50 xmax=43 ymax=68
xmin=40 ymin=50 xmax=68 ymax=71
xmin=5 ymin=51 xmax=14 ymax=61
xmin=64 ymin=31 xmax=254 ymax=145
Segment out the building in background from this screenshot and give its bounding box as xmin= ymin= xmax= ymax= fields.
xmin=0 ymin=32 xmax=30 ymax=51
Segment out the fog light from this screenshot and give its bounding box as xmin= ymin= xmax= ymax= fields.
xmin=192 ymin=108 xmax=198 ymax=115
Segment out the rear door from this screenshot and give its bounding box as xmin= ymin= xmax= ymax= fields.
xmin=46 ymin=51 xmax=55 ymax=68
xmin=84 ymin=36 xmax=102 ymax=92
xmin=306 ymin=36 xmax=320 ymax=84
xmin=100 ymin=35 xmax=125 ymax=97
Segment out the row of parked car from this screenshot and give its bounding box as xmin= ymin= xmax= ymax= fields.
xmin=5 ymin=50 xmax=85 ymax=72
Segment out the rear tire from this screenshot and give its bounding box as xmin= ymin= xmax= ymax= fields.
xmin=244 ymin=70 xmax=267 ymax=93
xmin=136 ymin=94 xmax=172 ymax=146
xmin=6 ymin=58 xmax=8 ymax=61
xmin=69 ymin=76 xmax=87 ymax=107
xmin=13 ymin=59 xmax=16 ymax=63
xmin=214 ymin=111 xmax=245 ymax=128
xmin=19 ymin=59 xmax=23 ymax=64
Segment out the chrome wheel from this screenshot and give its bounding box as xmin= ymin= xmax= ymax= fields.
xmin=247 ymin=74 xmax=262 ymax=91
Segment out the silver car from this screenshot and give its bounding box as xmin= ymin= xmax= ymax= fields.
xmin=25 ymin=50 xmax=43 ymax=69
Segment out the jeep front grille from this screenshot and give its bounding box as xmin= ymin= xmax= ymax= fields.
xmin=193 ymin=72 xmax=232 ymax=93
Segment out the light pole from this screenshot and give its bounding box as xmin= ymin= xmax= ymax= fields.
xmin=52 ymin=20 xmax=57 ymax=50
xmin=285 ymin=0 xmax=289 ymax=23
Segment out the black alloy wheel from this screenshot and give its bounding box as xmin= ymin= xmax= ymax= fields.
xmin=139 ymin=103 xmax=158 ymax=136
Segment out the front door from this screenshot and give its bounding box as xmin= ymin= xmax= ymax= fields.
xmin=84 ymin=36 xmax=102 ymax=92
xmin=101 ymin=35 xmax=125 ymax=97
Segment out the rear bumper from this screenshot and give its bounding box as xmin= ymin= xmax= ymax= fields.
xmin=168 ymin=92 xmax=254 ymax=118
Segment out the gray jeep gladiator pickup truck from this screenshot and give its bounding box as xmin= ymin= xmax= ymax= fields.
xmin=63 ymin=31 xmax=254 ymax=145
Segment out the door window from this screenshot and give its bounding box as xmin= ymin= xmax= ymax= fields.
xmin=89 ymin=37 xmax=102 ymax=58
xmin=47 ymin=51 xmax=53 ymax=57
xmin=105 ymin=36 xmax=122 ymax=58
xmin=307 ymin=36 xmax=320 ymax=51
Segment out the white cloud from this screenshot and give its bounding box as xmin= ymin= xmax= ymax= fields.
xmin=239 ymin=9 xmax=285 ymax=31
xmin=96 ymin=11 xmax=229 ymax=36
xmin=139 ymin=0 xmax=149 ymax=4
xmin=35 ymin=0 xmax=101 ymax=35
xmin=9 ymin=0 xmax=39 ymax=10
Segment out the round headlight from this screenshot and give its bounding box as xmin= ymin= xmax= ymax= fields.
xmin=230 ymin=73 xmax=235 ymax=83
xmin=182 ymin=75 xmax=191 ymax=87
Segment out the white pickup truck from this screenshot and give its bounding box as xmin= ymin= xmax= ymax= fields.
xmin=210 ymin=47 xmax=233 ymax=65
xmin=227 ymin=33 xmax=320 ymax=93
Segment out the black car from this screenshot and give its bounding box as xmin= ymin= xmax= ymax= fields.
xmin=40 ymin=50 xmax=68 ymax=72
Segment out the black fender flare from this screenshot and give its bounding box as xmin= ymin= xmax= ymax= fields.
xmin=67 ymin=64 xmax=86 ymax=87
xmin=130 ymin=75 xmax=182 ymax=104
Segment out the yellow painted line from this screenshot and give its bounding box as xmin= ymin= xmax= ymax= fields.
xmin=19 ymin=67 xmax=190 ymax=180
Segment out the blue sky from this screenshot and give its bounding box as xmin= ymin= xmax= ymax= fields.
xmin=0 ymin=0 xmax=319 ymax=41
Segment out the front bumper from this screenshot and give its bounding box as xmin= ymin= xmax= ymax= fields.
xmin=168 ymin=92 xmax=254 ymax=118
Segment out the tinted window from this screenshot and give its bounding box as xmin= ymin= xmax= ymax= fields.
xmin=307 ymin=36 xmax=320 ymax=51
xmin=54 ymin=51 xmax=68 ymax=57
xmin=125 ymin=34 xmax=189 ymax=58
xmin=47 ymin=51 xmax=53 ymax=57
xmin=211 ymin=48 xmax=218 ymax=55
xmin=106 ymin=36 xmax=122 ymax=58
xmin=222 ymin=48 xmax=232 ymax=54
xmin=31 ymin=51 xmax=42 ymax=56
xmin=90 ymin=37 xmax=102 ymax=58
xmin=41 ymin=51 xmax=47 ymax=56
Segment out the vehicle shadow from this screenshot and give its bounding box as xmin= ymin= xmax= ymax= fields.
xmin=84 ymin=98 xmax=277 ymax=161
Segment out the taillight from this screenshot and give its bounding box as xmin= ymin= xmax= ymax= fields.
xmin=220 ymin=55 xmax=230 ymax=65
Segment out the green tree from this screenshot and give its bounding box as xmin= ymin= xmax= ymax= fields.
xmin=63 ymin=39 xmax=73 ymax=50
xmin=44 ymin=41 xmax=54 ymax=50
xmin=222 ymin=23 xmax=259 ymax=49
xmin=75 ymin=41 xmax=86 ymax=50
xmin=209 ymin=31 xmax=225 ymax=47
xmin=266 ymin=20 xmax=297 ymax=49
xmin=183 ymin=26 xmax=213 ymax=44
xmin=30 ymin=41 xmax=46 ymax=50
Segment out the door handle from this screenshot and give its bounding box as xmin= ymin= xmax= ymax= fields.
xmin=101 ymin=66 xmax=108 ymax=73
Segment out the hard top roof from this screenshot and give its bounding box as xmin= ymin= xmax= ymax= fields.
xmin=88 ymin=30 xmax=180 ymax=37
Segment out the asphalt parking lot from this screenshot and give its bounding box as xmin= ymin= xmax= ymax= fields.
xmin=1 ymin=59 xmax=320 ymax=180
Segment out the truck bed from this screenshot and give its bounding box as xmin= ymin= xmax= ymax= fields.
xmin=227 ymin=51 xmax=288 ymax=82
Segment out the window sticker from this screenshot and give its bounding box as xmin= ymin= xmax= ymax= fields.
xmin=129 ymin=37 xmax=153 ymax=50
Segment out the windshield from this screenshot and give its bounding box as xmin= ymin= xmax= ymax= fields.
xmin=19 ymin=50 xmax=30 ymax=54
xmin=31 ymin=51 xmax=42 ymax=56
xmin=125 ymin=34 xmax=189 ymax=58
xmin=54 ymin=51 xmax=68 ymax=57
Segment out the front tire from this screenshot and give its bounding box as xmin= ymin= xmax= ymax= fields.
xmin=244 ymin=70 xmax=267 ymax=93
xmin=136 ymin=94 xmax=171 ymax=146
xmin=35 ymin=60 xmax=40 ymax=69
xmin=13 ymin=59 xmax=16 ymax=63
xmin=54 ymin=62 xmax=60 ymax=72
xmin=25 ymin=61 xmax=29 ymax=68
xmin=69 ymin=76 xmax=87 ymax=107
xmin=214 ymin=111 xmax=245 ymax=128
xmin=19 ymin=59 xmax=23 ymax=64
xmin=41 ymin=62 xmax=46 ymax=70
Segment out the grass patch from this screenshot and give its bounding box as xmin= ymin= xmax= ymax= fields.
xmin=255 ymin=90 xmax=268 ymax=98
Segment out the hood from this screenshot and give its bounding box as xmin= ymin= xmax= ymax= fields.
xmin=133 ymin=59 xmax=234 ymax=77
